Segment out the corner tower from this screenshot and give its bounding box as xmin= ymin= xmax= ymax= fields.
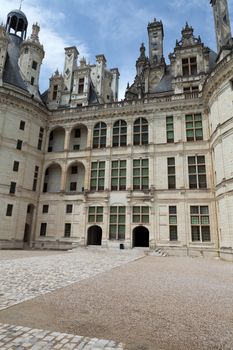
xmin=210 ymin=0 xmax=232 ymax=52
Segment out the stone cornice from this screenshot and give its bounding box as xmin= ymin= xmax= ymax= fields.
xmin=202 ymin=51 xmax=233 ymax=103
xmin=0 ymin=85 xmax=48 ymax=119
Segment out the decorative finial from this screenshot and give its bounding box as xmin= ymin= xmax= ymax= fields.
xmin=19 ymin=0 xmax=24 ymax=10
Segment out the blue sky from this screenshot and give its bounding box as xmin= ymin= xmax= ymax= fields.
xmin=1 ymin=0 xmax=233 ymax=99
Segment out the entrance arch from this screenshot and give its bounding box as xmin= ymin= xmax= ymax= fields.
xmin=133 ymin=226 xmax=149 ymax=247
xmin=87 ymin=225 xmax=102 ymax=246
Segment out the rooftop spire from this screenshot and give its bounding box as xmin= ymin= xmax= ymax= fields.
xmin=19 ymin=0 xmax=24 ymax=11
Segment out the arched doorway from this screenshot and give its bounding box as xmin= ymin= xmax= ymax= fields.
xmin=87 ymin=225 xmax=102 ymax=245
xmin=133 ymin=226 xmax=149 ymax=247
xmin=23 ymin=204 xmax=34 ymax=246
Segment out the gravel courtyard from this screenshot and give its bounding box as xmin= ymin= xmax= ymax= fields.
xmin=0 ymin=250 xmax=233 ymax=349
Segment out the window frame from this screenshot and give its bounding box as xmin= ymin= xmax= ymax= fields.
xmin=188 ymin=155 xmax=207 ymax=189
xmin=133 ymin=158 xmax=149 ymax=190
xmin=93 ymin=122 xmax=107 ymax=149
xmin=90 ymin=161 xmax=105 ymax=191
xmin=111 ymin=160 xmax=127 ymax=191
xmin=112 ymin=120 xmax=127 ymax=147
xmin=109 ymin=206 xmax=126 ymax=240
xmin=133 ymin=118 xmax=148 ymax=146
xmin=185 ymin=114 xmax=203 ymax=142
xmin=88 ymin=206 xmax=104 ymax=223
xmin=190 ymin=206 xmax=210 ymax=242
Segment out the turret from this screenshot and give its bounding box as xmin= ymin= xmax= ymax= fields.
xmin=147 ymin=18 xmax=164 ymax=64
xmin=19 ymin=23 xmax=45 ymax=88
xmin=6 ymin=9 xmax=28 ymax=40
xmin=210 ymin=0 xmax=232 ymax=53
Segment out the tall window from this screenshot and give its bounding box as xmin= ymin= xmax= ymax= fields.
xmin=182 ymin=57 xmax=197 ymax=76
xmin=190 ymin=206 xmax=210 ymax=242
xmin=90 ymin=161 xmax=105 ymax=191
xmin=32 ymin=60 xmax=38 ymax=70
xmin=169 ymin=206 xmax=177 ymax=241
xmin=132 ymin=206 xmax=149 ymax=223
xmin=109 ymin=206 xmax=125 ymax=240
xmin=52 ymin=85 xmax=58 ymax=100
xmin=32 ymin=166 xmax=39 ymax=191
xmin=93 ymin=122 xmax=107 ymax=148
xmin=16 ymin=140 xmax=23 ymax=150
xmin=9 ymin=182 xmax=16 ymax=194
xmin=88 ymin=207 xmax=103 ymax=223
xmin=6 ymin=204 xmax=13 ymax=217
xmin=112 ymin=120 xmax=127 ymax=147
xmin=166 ymin=116 xmax=174 ymax=143
xmin=133 ymin=118 xmax=148 ymax=146
xmin=66 ymin=204 xmax=73 ymax=214
xmin=167 ymin=158 xmax=176 ymax=189
xmin=13 ymin=161 xmax=19 ymax=172
xmin=78 ymin=78 xmax=84 ymax=94
xmin=186 ymin=114 xmax=203 ymax=141
xmin=37 ymin=127 xmax=44 ymax=150
xmin=40 ymin=223 xmax=47 ymax=236
xmin=133 ymin=159 xmax=149 ymax=190
xmin=64 ymin=223 xmax=71 ymax=237
xmin=19 ymin=120 xmax=25 ymax=130
xmin=188 ymin=156 xmax=207 ymax=189
xmin=111 ymin=160 xmax=126 ymax=191
xmin=42 ymin=205 xmax=49 ymax=213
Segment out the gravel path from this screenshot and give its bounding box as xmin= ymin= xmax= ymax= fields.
xmin=0 ymin=255 xmax=233 ymax=350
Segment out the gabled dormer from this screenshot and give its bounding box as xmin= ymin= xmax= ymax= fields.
xmin=169 ymin=23 xmax=217 ymax=94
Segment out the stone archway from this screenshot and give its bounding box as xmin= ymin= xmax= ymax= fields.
xmin=87 ymin=225 xmax=102 ymax=246
xmin=133 ymin=226 xmax=149 ymax=247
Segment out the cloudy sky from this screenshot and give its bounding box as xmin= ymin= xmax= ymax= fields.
xmin=1 ymin=0 xmax=233 ymax=98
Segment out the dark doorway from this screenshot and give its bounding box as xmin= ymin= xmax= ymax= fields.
xmin=23 ymin=223 xmax=30 ymax=243
xmin=87 ymin=225 xmax=102 ymax=245
xmin=24 ymin=204 xmax=34 ymax=246
xmin=133 ymin=226 xmax=149 ymax=247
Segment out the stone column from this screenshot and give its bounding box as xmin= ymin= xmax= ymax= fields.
xmin=64 ymin=128 xmax=71 ymax=151
xmin=60 ymin=163 xmax=67 ymax=192
xmin=106 ymin=122 xmax=112 ymax=148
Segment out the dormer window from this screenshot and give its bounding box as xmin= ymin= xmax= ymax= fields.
xmin=183 ymin=86 xmax=199 ymax=93
xmin=78 ymin=78 xmax=84 ymax=94
xmin=182 ymin=57 xmax=197 ymax=76
xmin=52 ymin=85 xmax=58 ymax=100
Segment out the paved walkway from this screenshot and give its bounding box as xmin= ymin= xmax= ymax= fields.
xmin=0 ymin=249 xmax=144 ymax=349
xmin=0 ymin=323 xmax=124 ymax=350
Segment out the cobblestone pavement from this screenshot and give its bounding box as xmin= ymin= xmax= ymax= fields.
xmin=0 ymin=248 xmax=144 ymax=349
xmin=0 ymin=323 xmax=124 ymax=349
xmin=0 ymin=248 xmax=143 ymax=311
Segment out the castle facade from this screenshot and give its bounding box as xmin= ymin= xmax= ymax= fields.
xmin=0 ymin=0 xmax=233 ymax=260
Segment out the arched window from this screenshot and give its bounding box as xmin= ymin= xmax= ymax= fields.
xmin=112 ymin=120 xmax=127 ymax=147
xmin=133 ymin=118 xmax=148 ymax=146
xmin=93 ymin=122 xmax=107 ymax=148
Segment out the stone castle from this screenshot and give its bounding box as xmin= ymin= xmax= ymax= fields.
xmin=0 ymin=0 xmax=233 ymax=260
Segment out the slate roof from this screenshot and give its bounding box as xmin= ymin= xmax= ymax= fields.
xmin=3 ymin=35 xmax=28 ymax=91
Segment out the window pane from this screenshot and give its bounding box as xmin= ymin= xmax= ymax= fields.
xmin=190 ymin=206 xmax=199 ymax=214
xmin=202 ymin=226 xmax=210 ymax=241
xmin=201 ymin=216 xmax=209 ymax=225
xmin=133 ymin=207 xmax=140 ymax=214
xmin=191 ymin=216 xmax=199 ymax=225
xmin=142 ymin=207 xmax=149 ymax=213
xmin=192 ymin=226 xmax=200 ymax=241
xmin=169 ymin=216 xmax=177 ymax=224
xmin=200 ymin=206 xmax=209 ymax=214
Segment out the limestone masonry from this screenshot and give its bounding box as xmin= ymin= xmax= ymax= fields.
xmin=0 ymin=0 xmax=233 ymax=260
